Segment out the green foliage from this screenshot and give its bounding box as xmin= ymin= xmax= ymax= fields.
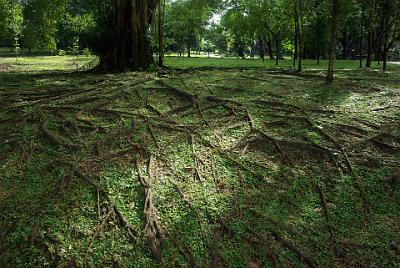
xmin=0 ymin=0 xmax=23 ymax=46
xmin=164 ymin=0 xmax=217 ymax=52
xmin=22 ymin=0 xmax=68 ymax=50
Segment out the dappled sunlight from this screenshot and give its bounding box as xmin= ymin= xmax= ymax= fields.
xmin=1 ymin=0 xmax=399 ymax=265
xmin=1 ymin=58 xmax=399 ymax=267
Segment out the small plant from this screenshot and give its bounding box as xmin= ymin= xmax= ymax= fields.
xmin=13 ymin=35 xmax=20 ymax=62
xmin=307 ymin=131 xmax=322 ymax=144
xmin=83 ymin=48 xmax=91 ymax=57
xmin=68 ymin=36 xmax=80 ymax=69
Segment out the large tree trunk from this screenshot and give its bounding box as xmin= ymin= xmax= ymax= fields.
xmin=101 ymin=0 xmax=158 ymax=71
xmin=326 ymin=0 xmax=339 ymax=83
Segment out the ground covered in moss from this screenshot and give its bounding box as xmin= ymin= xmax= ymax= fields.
xmin=0 ymin=57 xmax=399 ymax=267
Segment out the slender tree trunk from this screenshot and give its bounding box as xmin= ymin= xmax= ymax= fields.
xmin=187 ymin=34 xmax=191 ymax=57
xmin=382 ymin=0 xmax=389 ymax=73
xmin=266 ymin=39 xmax=274 ymax=59
xmin=101 ymin=0 xmax=159 ymax=71
xmin=293 ymin=0 xmax=299 ymax=67
xmin=382 ymin=38 xmax=388 ymax=72
xmin=238 ymin=44 xmax=244 ymax=59
xmin=359 ymin=2 xmax=364 ymax=68
xmin=259 ymin=36 xmax=265 ymax=62
xmin=296 ymin=0 xmax=303 ymax=72
xmin=342 ymin=33 xmax=347 ymax=59
xmin=366 ymin=30 xmax=374 ymax=67
xmin=326 ymin=0 xmax=339 ymax=83
xmin=298 ymin=21 xmax=303 ymax=72
xmin=275 ymin=38 xmax=279 ymax=65
xmin=158 ymin=0 xmax=165 ymax=66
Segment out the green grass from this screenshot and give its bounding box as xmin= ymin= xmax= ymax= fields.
xmin=0 ymin=55 xmax=399 ymax=267
xmin=0 ymin=55 xmax=96 ymax=72
xmin=2 ymin=53 xmax=399 ymax=73
xmin=165 ymin=56 xmax=400 ymax=71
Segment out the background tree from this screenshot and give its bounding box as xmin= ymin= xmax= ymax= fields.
xmin=379 ymin=0 xmax=400 ymax=72
xmin=305 ymin=1 xmax=329 ymax=64
xmin=22 ymin=0 xmax=67 ymax=52
xmin=0 ymin=0 xmax=23 ymax=50
xmin=57 ymin=0 xmax=96 ymax=51
xmin=326 ymin=0 xmax=340 ymax=83
xmin=165 ymin=0 xmax=215 ymax=57
xmin=221 ymin=0 xmax=256 ymax=58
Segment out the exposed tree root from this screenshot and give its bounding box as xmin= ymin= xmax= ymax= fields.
xmin=156 ymin=79 xmax=196 ymax=102
xmin=170 ymin=235 xmax=198 ymax=268
xmin=210 ymin=223 xmax=229 ymax=268
xmin=39 ymin=120 xmax=80 ymax=152
xmin=269 ymin=230 xmax=317 ymax=268
xmin=70 ymin=164 xmax=138 ymax=242
xmin=135 ymin=155 xmax=163 ymax=262
xmin=267 ymin=249 xmax=281 ymax=268
xmin=317 ymin=185 xmax=336 ymax=249
xmin=2 ymin=67 xmax=399 ymax=267
xmin=84 ymin=208 xmax=114 ymax=266
xmin=206 ymin=95 xmax=254 ymax=129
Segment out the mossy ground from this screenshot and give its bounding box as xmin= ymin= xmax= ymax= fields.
xmin=1 ymin=56 xmax=399 ymax=267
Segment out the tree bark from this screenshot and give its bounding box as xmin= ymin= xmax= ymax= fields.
xmin=266 ymin=38 xmax=274 ymax=59
xmin=298 ymin=21 xmax=303 ymax=72
xmin=238 ymin=44 xmax=244 ymax=58
xmin=275 ymin=38 xmax=279 ymax=65
xmin=366 ymin=30 xmax=374 ymax=67
xmin=341 ymin=33 xmax=347 ymax=59
xmin=382 ymin=0 xmax=389 ymax=73
xmin=296 ymin=0 xmax=304 ymax=72
xmin=359 ymin=1 xmax=364 ymax=68
xmin=326 ymin=0 xmax=339 ymax=83
xmin=100 ymin=0 xmax=159 ymax=71
xmin=259 ymin=36 xmax=265 ymax=62
xmin=293 ymin=0 xmax=299 ymax=67
xmin=158 ymin=0 xmax=165 ymax=67
xmin=187 ymin=33 xmax=192 ymax=57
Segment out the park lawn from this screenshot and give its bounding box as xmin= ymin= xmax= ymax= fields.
xmin=1 ymin=54 xmax=399 ymax=72
xmin=0 ymin=55 xmax=96 ymax=72
xmin=164 ymin=55 xmax=400 ymax=71
xmin=0 ymin=55 xmax=399 ymax=267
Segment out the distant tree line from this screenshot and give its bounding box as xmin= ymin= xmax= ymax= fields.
xmin=0 ymin=0 xmax=399 ymax=74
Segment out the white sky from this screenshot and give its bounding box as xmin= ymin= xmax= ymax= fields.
xmin=210 ymin=13 xmax=221 ymax=24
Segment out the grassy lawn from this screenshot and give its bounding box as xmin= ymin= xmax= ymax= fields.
xmin=0 ymin=55 xmax=399 ymax=267
xmin=0 ymin=55 xmax=96 ymax=72
xmin=1 ymin=54 xmax=399 ymax=72
xmin=164 ymin=56 xmax=400 ymax=71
